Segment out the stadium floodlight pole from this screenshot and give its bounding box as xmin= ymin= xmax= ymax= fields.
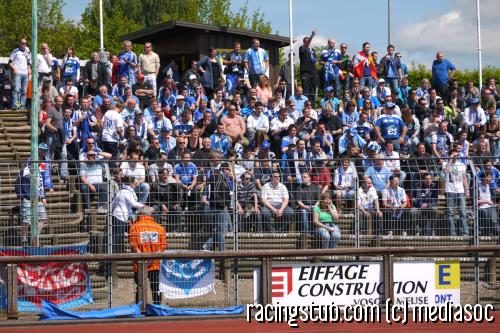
xmin=476 ymin=0 xmax=483 ymax=91
xmin=30 ymin=0 xmax=40 ymax=247
xmin=387 ymin=0 xmax=391 ymax=45
xmin=99 ymin=0 xmax=104 ymax=51
xmin=288 ymin=0 xmax=294 ymax=97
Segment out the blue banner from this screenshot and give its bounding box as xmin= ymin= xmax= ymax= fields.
xmin=41 ymin=300 xmax=143 ymax=320
xmin=146 ymin=303 xmax=244 ymax=316
xmin=159 ymin=258 xmax=215 ymax=299
xmin=0 ymin=245 xmax=93 ymax=312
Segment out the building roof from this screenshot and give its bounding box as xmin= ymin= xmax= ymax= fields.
xmin=121 ymin=20 xmax=290 ymax=47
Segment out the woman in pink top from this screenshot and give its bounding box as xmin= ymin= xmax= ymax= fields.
xmin=256 ymin=75 xmax=273 ymax=106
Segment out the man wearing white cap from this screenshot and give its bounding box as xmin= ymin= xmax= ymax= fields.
xmin=138 ymin=42 xmax=160 ymax=96
xmin=371 ymin=78 xmax=391 ymax=104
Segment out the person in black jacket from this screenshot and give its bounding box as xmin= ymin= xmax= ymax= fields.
xmin=201 ymin=162 xmax=233 ymax=251
xmin=82 ymin=52 xmax=108 ymax=89
xmin=151 ymin=168 xmax=183 ymax=232
xmin=410 ymin=173 xmax=439 ymax=236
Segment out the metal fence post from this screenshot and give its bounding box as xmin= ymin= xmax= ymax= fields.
xmin=7 ymin=264 xmax=18 ymax=320
xmin=137 ymin=261 xmax=147 ymax=313
xmin=261 ymin=258 xmax=273 ymax=305
xmin=107 ymin=174 xmax=113 ymax=308
xmin=469 ymin=159 xmax=480 ymax=304
xmin=231 ymin=160 xmax=239 ymax=305
xmin=383 ymin=255 xmax=394 ymax=303
xmin=354 ymin=176 xmax=360 ymax=248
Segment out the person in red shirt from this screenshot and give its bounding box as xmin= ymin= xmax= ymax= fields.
xmin=129 ymin=206 xmax=167 ymax=305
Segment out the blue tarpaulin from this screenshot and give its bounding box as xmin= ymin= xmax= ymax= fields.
xmin=40 ymin=300 xmax=143 ymax=320
xmin=146 ymin=304 xmax=245 ymax=317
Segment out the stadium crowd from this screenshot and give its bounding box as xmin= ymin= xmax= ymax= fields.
xmin=7 ymin=34 xmax=500 ymax=249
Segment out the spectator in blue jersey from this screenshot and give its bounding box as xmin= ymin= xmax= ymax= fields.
xmin=92 ymin=85 xmax=115 ymax=109
xmin=313 ymin=123 xmax=334 ymax=158
xmin=365 ymin=155 xmax=392 ymax=196
xmin=380 ymin=44 xmax=402 ymax=93
xmin=398 ymin=77 xmax=411 ymax=105
xmin=112 ymin=75 xmax=130 ymax=101
xmin=281 ymin=124 xmax=299 ymax=154
xmin=431 ymin=120 xmax=454 ymax=160
xmin=118 ymin=40 xmax=138 ymax=85
xmin=321 ymin=39 xmax=342 ymax=97
xmin=374 ymin=102 xmax=407 ymax=151
xmin=174 ymin=151 xmax=197 ymax=188
xmin=353 ymin=111 xmax=372 ymax=141
xmin=173 ymin=110 xmax=194 ymax=137
xmin=431 ymin=52 xmax=456 ymax=101
xmin=338 ymin=127 xmax=366 ymax=156
xmin=321 ymin=86 xmax=341 ymax=112
xmin=210 ymin=123 xmax=231 ymax=157
xmin=157 ymin=85 xmax=176 ymax=110
xmin=61 ymin=47 xmax=80 ymax=86
xmin=198 ymin=47 xmax=223 ymax=99
xmin=243 ymin=38 xmax=269 ymax=88
xmin=358 ymin=86 xmax=381 ymax=111
xmin=341 ymin=101 xmax=360 ymax=132
xmin=289 ymin=86 xmax=309 ymax=115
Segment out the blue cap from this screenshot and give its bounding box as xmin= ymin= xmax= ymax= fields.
xmin=367 ymin=141 xmax=381 ymax=153
xmin=325 ymin=86 xmax=334 ymax=92
xmin=262 ymin=140 xmax=271 ymax=149
xmin=386 ymin=102 xmax=396 ymax=108
xmin=470 ymin=97 xmax=480 ymax=104
xmin=38 ymin=143 xmax=49 ymax=150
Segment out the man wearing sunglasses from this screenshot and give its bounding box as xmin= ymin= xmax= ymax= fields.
xmin=9 ymin=38 xmax=31 ymax=110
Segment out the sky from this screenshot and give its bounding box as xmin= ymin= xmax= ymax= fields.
xmin=62 ymin=0 xmax=499 ymax=70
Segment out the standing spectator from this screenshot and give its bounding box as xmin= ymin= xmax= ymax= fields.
xmin=37 ymin=42 xmax=53 ymax=85
xmin=299 ymin=31 xmax=318 ymax=103
xmin=380 ymin=44 xmax=402 ymax=93
xmin=61 ymin=47 xmax=80 ymax=85
xmin=321 ymin=39 xmax=342 ymax=97
xmin=411 ymin=173 xmax=439 ymax=236
xmin=138 ymin=42 xmax=160 ymax=96
xmin=82 ymin=52 xmax=108 ymax=89
xmin=198 ymin=47 xmax=222 ymax=99
xmin=150 ymin=168 xmax=182 ymax=231
xmin=357 ymin=176 xmax=382 ymax=235
xmin=256 ymin=75 xmax=272 ymax=106
xmin=45 ymin=96 xmax=64 ymax=162
xmin=431 ymin=52 xmax=455 ymax=100
xmin=79 ymin=150 xmax=108 ymax=213
xmin=223 ymin=41 xmax=244 ymax=95
xmin=118 ymin=40 xmax=138 ymax=85
xmin=261 ymin=171 xmax=294 ymax=232
xmin=60 ymin=108 xmax=78 ymax=179
xmin=9 ymin=38 xmax=31 ymax=109
xmin=353 ymin=42 xmax=377 ymax=90
xmin=243 ymin=38 xmax=269 ymax=88
xmin=276 ymin=53 xmax=295 ymax=96
xmin=59 ymin=78 xmax=79 ymax=100
xmin=101 ymin=106 xmax=124 ymax=167
xmin=296 ymin=172 xmax=321 ymax=234
xmin=17 ymin=144 xmax=51 ymax=245
xmin=443 ymin=149 xmax=470 ymax=236
xmin=129 ymin=206 xmax=167 ymax=305
xmin=111 ymin=176 xmax=145 ymax=253
xmin=382 ymin=175 xmax=408 ymax=236
xmin=338 ymin=43 xmax=353 ymax=98
xmin=312 ymin=192 xmax=341 ymax=249
xmin=478 ymin=172 xmax=499 ymax=236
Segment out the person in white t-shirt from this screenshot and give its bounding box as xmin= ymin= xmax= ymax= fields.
xmin=442 ymin=149 xmax=469 ymax=236
xmin=37 ymin=42 xmax=53 ymax=84
xmin=120 ymin=151 xmax=149 ymax=203
xmin=382 ymin=175 xmax=408 ymax=236
xmin=9 ymin=38 xmax=31 ymax=109
xmin=478 ymin=172 xmax=499 ymax=236
xmin=101 ymin=106 xmax=124 ymax=166
xmin=59 ymin=77 xmax=79 ymax=100
xmin=357 ymin=176 xmax=382 ymax=235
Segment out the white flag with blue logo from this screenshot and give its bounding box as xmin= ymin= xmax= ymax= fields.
xmin=159 ymin=258 xmax=215 ymax=299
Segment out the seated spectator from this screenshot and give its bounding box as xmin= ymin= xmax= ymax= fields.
xmin=120 ymin=152 xmax=150 ymax=203
xmin=92 ymin=84 xmax=115 ymax=109
xmin=196 ymin=110 xmax=218 ymax=138
xmin=270 ymin=108 xmax=294 ymax=157
xmin=383 ymin=140 xmax=406 ymax=183
xmin=366 ymin=154 xmax=391 ymax=195
xmin=59 ymin=78 xmax=79 ymax=100
xmin=410 ymin=173 xmax=439 ymax=236
xmin=431 ymin=120 xmax=454 ymax=160
xmin=478 ymin=160 xmax=500 ymax=200
xmin=374 ymin=102 xmax=407 ymax=151
xmin=246 ymin=101 xmax=269 ymax=141
xmin=221 ymin=104 xmax=246 ymax=143
xmin=121 ymin=86 xmax=139 ymax=105
xmin=296 ymin=172 xmax=321 ymax=234
xmin=168 ymin=135 xmax=191 ymax=160
xmin=401 ymin=106 xmax=420 ymax=153
xmin=147 ymin=150 xmax=173 ymax=183
xmin=261 ymin=171 xmax=294 ymax=232
xmin=174 ymin=151 xmax=198 ymax=206
xmin=372 ymin=78 xmax=391 ymax=104
xmin=463 ymin=97 xmax=486 ymax=141
xmin=237 ymin=172 xmax=261 ymax=232
xmin=313 ymin=123 xmax=335 ymax=158
xmin=111 ymin=75 xmax=129 ymax=100
xmin=357 ymin=176 xmax=382 ymax=235
xmin=382 ymin=175 xmax=408 ymax=236
xmin=312 ymin=192 xmax=341 ymax=249
xmin=353 ymin=111 xmax=372 ymax=141
xmin=79 ymin=150 xmax=109 ymax=213
xmin=341 ymin=101 xmax=359 ymax=131
xmin=281 ymin=124 xmax=299 ymax=154
xmin=132 ymin=73 xmax=154 ymax=109
xmin=131 ymin=110 xmax=154 ymax=151
xmin=158 ymin=128 xmax=176 ymax=156
xmin=111 ymin=176 xmax=146 ymax=253
xmin=333 ymin=157 xmax=356 ymax=212
xmin=478 ymin=172 xmax=499 ymax=236
xmin=322 ymin=86 xmax=341 ymax=112
xmin=338 ymin=127 xmax=366 ymax=156
xmin=210 ymin=123 xmax=231 ymax=157
xmin=173 ymin=109 xmax=194 ymax=137
xmin=296 ymin=104 xmax=318 ymax=142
